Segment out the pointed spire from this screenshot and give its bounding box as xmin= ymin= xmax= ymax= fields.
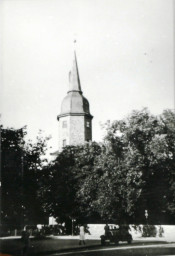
xmin=68 ymin=41 xmax=82 ymax=93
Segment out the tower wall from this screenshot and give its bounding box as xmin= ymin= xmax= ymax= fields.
xmin=58 ymin=116 xmax=70 ymax=150
xmin=58 ymin=115 xmax=92 ymax=150
xmin=69 ymin=116 xmax=85 ymax=145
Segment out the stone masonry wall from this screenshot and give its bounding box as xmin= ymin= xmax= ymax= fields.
xmin=58 ymin=116 xmax=70 ymax=150
xmin=69 ymin=116 xmax=85 ymax=146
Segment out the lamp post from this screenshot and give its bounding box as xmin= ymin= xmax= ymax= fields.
xmin=21 ymin=155 xmax=24 ymax=228
xmin=72 ymin=219 xmax=76 ymax=236
xmin=19 ymin=128 xmax=25 ymax=231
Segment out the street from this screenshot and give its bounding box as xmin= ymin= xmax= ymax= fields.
xmin=1 ymin=236 xmax=175 ymax=256
xmin=45 ymin=243 xmax=175 ymax=256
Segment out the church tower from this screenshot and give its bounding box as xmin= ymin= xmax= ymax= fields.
xmin=57 ymin=51 xmax=93 ymax=150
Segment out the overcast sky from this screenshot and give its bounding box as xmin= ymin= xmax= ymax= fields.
xmin=1 ymin=0 xmax=174 ymax=153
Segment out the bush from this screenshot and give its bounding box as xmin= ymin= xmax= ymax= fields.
xmin=142 ymin=225 xmax=157 ymax=237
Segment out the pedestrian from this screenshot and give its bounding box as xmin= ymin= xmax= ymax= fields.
xmin=84 ymin=224 xmax=91 ymax=235
xmin=104 ymin=223 xmax=110 ymax=236
xmin=79 ymin=224 xmax=86 ymax=245
xmin=21 ymin=229 xmax=30 ymax=256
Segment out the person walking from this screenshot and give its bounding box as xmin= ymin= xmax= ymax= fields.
xmin=104 ymin=223 xmax=110 ymax=236
xmin=21 ymin=229 xmax=30 ymax=256
xmin=79 ymin=224 xmax=86 ymax=245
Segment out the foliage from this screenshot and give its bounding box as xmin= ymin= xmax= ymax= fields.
xmin=142 ymin=225 xmax=157 ymax=237
xmin=103 ymin=108 xmax=175 ymax=224
xmin=38 ymin=142 xmax=102 ymax=231
xmin=1 ymin=126 xmax=49 ymax=229
xmin=1 ymin=127 xmax=25 ymax=228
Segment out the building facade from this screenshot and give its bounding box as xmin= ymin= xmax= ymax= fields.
xmin=57 ymin=52 xmax=93 ymax=150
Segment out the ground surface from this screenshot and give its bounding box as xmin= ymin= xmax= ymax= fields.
xmin=50 ymin=244 xmax=175 ymax=256
xmin=1 ymin=225 xmax=175 ymax=256
xmin=1 ymin=236 xmax=175 ymax=256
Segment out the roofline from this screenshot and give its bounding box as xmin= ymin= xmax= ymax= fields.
xmin=67 ymin=90 xmax=83 ymax=94
xmin=57 ymin=112 xmax=93 ymax=121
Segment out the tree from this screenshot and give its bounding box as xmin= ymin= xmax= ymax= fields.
xmin=38 ymin=142 xmax=102 ymax=230
xmin=22 ymin=131 xmax=49 ymax=225
xmin=154 ymin=110 xmax=175 ymax=223
xmin=1 ymin=127 xmax=25 ymax=228
xmin=1 ymin=126 xmax=49 ymax=230
xmin=76 ymin=142 xmax=143 ymax=224
xmin=102 ymin=108 xmax=175 ymax=224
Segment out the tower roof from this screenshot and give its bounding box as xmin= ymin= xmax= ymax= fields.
xmin=68 ymin=51 xmax=82 ymax=93
xmin=57 ymin=51 xmax=93 ymax=119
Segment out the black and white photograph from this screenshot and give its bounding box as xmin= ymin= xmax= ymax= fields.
xmin=0 ymin=0 xmax=175 ymax=255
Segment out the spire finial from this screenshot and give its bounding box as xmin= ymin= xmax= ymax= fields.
xmin=73 ymin=39 xmax=77 ymax=52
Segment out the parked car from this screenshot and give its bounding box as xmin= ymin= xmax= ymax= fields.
xmin=100 ymin=226 xmax=132 ymax=245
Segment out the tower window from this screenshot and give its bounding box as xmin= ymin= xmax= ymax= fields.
xmin=62 ymin=121 xmax=67 ymax=128
xmin=86 ymin=121 xmax=90 ymax=128
xmin=63 ymin=139 xmax=66 ymax=147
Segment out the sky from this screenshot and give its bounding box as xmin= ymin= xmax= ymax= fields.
xmin=0 ymin=0 xmax=174 ymax=154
